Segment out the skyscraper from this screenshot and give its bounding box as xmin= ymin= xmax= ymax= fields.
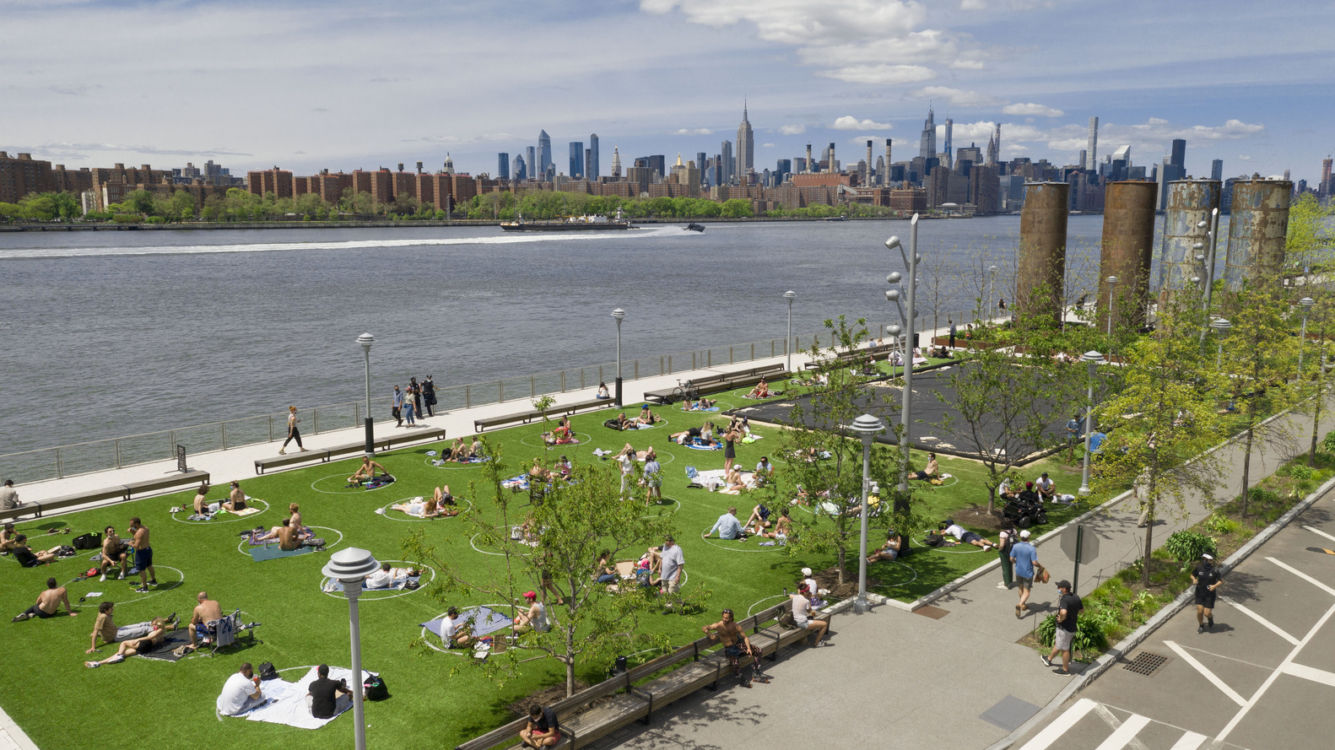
xmin=584 ymin=149 xmax=593 ymax=183
xmin=1211 ymin=159 xmax=1223 ymax=182
xmin=1170 ymin=139 xmax=1186 ymax=169
xmin=721 ymin=140 xmax=734 ymax=185
xmin=884 ymin=139 xmax=892 ymax=185
xmin=736 ymin=101 xmax=754 ymax=181
xmin=569 ymin=141 xmax=583 ymax=178
xmin=526 ymin=147 xmax=537 ymax=181
xmin=588 ymin=133 xmax=599 ymax=180
xmin=497 ymin=152 xmax=510 ymax=180
xmin=538 ymin=130 xmax=552 ymax=179
xmin=696 ymin=152 xmax=707 ymax=184
xmin=610 ymin=146 xmax=622 ymax=179
xmin=511 ymin=154 xmax=527 ymax=181
xmin=943 ymin=118 xmax=953 ymax=163
xmin=919 ymin=107 xmax=936 ymax=161
xmin=1086 ymin=117 xmax=1099 ymax=171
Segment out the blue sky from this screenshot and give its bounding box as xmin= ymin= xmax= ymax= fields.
xmin=2 ymin=0 xmax=1331 ymax=183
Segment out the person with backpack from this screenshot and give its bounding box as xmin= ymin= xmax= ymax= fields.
xmin=996 ymin=524 xmax=1019 ymax=590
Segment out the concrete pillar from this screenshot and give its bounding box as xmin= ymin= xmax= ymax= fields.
xmin=1099 ymin=181 xmax=1158 ymax=332
xmin=1225 ymin=180 xmax=1293 ymax=289
xmin=1158 ymin=180 xmax=1221 ymax=298
xmin=1017 ymin=182 xmax=1069 ymax=324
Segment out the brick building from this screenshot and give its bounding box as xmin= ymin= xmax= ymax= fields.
xmin=0 ymin=152 xmax=57 ymax=203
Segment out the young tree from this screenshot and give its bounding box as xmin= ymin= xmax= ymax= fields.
xmin=403 ymin=443 xmax=673 ymax=697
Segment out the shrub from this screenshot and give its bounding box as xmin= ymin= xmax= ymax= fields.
xmin=1288 ymin=464 xmax=1314 ymax=482
xmin=1203 ymin=513 xmax=1242 ymax=536
xmin=1322 ymin=430 xmax=1335 ymax=454
xmin=1036 ymin=612 xmax=1109 ymax=653
xmin=1163 ymin=531 xmax=1217 ymax=563
xmin=1247 ymin=487 xmax=1280 ymax=506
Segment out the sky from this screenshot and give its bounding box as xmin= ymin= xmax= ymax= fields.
xmin=2 ymin=0 xmax=1332 ymax=184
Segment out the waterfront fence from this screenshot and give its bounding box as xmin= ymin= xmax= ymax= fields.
xmin=1 ymin=314 xmax=974 ymax=484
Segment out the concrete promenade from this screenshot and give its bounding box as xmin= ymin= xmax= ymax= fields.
xmin=4 ymin=328 xmax=1329 ymax=749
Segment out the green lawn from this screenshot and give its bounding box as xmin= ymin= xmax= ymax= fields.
xmin=0 ymin=381 xmax=1104 ymax=749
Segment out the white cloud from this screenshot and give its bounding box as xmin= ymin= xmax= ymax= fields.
xmin=1238 ymin=154 xmax=1252 ymax=161
xmin=1002 ymin=102 xmax=1064 ymax=118
xmin=674 ymin=127 xmax=714 ymax=135
xmin=915 ymin=86 xmax=998 ymax=107
xmin=822 ymin=64 xmax=934 ymax=85
xmin=779 ymin=124 xmax=806 ymax=135
xmin=833 ymin=115 xmax=892 ymax=130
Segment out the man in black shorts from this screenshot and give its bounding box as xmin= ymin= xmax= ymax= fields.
xmin=307 ymin=664 xmax=352 ymax=719
xmin=702 ymin=608 xmax=756 ymax=687
xmin=1192 ymin=553 xmax=1222 ymax=633
xmin=1041 ymin=580 xmax=1081 ymax=675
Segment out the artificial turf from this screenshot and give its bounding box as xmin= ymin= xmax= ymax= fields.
xmin=0 ymin=381 xmax=1095 ymax=749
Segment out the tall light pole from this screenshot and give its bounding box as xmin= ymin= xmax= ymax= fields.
xmin=987 ymin=264 xmax=998 ymax=323
xmin=1299 ymin=297 xmax=1316 ymax=375
xmin=1105 ymin=275 xmax=1119 ymax=336
xmin=849 ymin=413 xmax=886 ymax=614
xmin=322 ymin=547 xmax=380 ymax=750
xmin=357 ymin=333 xmax=375 ymax=457
xmin=885 ymin=214 xmax=921 ymax=498
xmin=784 ymin=290 xmax=797 ymax=372
xmin=1212 ymin=317 xmax=1232 ymax=370
xmin=611 ymin=308 xmax=626 ymax=406
xmin=1078 ymin=351 xmax=1105 ymax=496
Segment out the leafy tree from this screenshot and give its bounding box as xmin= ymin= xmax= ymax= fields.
xmin=1286 ymin=193 xmax=1334 ymax=274
xmin=720 ymin=198 xmax=753 ymax=218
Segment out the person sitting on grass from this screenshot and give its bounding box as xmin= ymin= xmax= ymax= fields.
xmin=867 ymin=529 xmax=904 ymax=563
xmin=441 ymin=607 xmax=472 ymax=648
xmin=754 ymin=457 xmax=775 ymax=485
xmin=939 ymin=520 xmax=995 ymax=550
xmin=744 ymin=502 xmax=772 ymax=536
xmin=308 ymin=664 xmax=353 ymax=720
xmin=98 ymin=526 xmax=129 ymax=581
xmin=998 ymin=476 xmax=1019 ymax=501
xmin=347 ymin=456 xmax=389 ymax=485
xmin=594 ymin=550 xmax=619 ymax=584
xmin=637 ymin=404 xmax=658 ymax=426
xmin=725 ymin=467 xmax=748 ymax=493
xmin=87 ymin=602 xmax=178 ymax=654
xmin=747 ymin=378 xmax=771 ymax=398
xmin=469 ymin=437 xmax=485 ymax=460
xmin=635 ymin=547 xmax=661 ymax=588
xmin=12 ymin=577 xmax=78 ymax=621
xmin=684 ymin=397 xmax=716 ymax=411
xmin=529 ymin=458 xmax=553 ymax=484
xmin=704 ymin=507 xmax=745 ymax=540
xmin=253 ymin=519 xmax=312 ymax=550
xmin=911 ymin=453 xmax=940 ymax=482
xmin=0 ymin=522 xmax=19 ymax=553
xmin=791 ymin=584 xmax=829 ymax=646
xmin=192 ymin=482 xmax=210 ymax=515
xmin=447 ymin=437 xmax=470 ymax=462
xmin=544 ymin=417 xmax=575 ymax=445
xmin=223 ymin=481 xmax=247 ymax=512
xmin=519 ymin=703 xmax=562 ymax=748
xmin=512 ymin=591 xmax=550 ymax=634
xmin=216 ymin=663 xmax=266 ymax=716
xmin=10 ymin=535 xmax=63 ymax=567
xmin=1035 ymin=472 xmax=1056 ymax=502
xmin=84 ymin=617 xmax=173 ymax=668
xmin=553 ymin=456 xmax=573 ymax=482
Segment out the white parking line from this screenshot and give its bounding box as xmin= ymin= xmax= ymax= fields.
xmin=1281 ymin=662 xmax=1335 ymax=688
xmin=1304 ymin=524 xmax=1335 ymax=544
xmin=1019 ymin=697 xmax=1096 ymax=750
xmin=1219 ymin=595 xmax=1299 ymax=645
xmin=1168 ymin=731 xmax=1207 ymax=750
xmin=1268 ymin=556 xmax=1335 ymax=597
xmin=1093 ymin=713 xmax=1150 ymax=750
xmin=1163 ymin=640 xmax=1246 ymax=706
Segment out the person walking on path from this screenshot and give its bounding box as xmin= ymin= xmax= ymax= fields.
xmin=392 ymin=385 xmax=404 ymax=427
xmin=403 ymin=387 xmax=417 ymax=427
xmin=1192 ymin=553 xmax=1223 ymax=633
xmin=409 ymin=377 xmax=423 ymax=419
xmin=996 ymin=523 xmax=1018 ymax=590
xmin=278 ymin=405 xmax=305 ymax=454
xmin=1042 ymin=580 xmax=1082 ymax=675
xmin=1010 ymin=529 xmax=1037 ymax=618
xmin=128 ymin=517 xmax=156 ymax=592
xmin=422 ymin=375 xmax=437 ymax=417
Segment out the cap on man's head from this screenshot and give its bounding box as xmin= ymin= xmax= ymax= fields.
xmin=1026 ymin=481 xmax=1034 ymax=488
xmin=523 ymin=591 xmax=536 ymax=600
xmin=1202 ymin=553 xmax=1214 ymax=560
xmin=801 ymin=567 xmax=813 ymax=577
xmin=1019 ymin=529 xmax=1031 ymax=539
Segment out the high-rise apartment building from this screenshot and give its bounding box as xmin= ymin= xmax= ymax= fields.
xmin=588 ymin=134 xmax=599 ymax=180
xmin=569 ymin=141 xmax=584 ymax=178
xmin=1211 ymin=159 xmax=1223 ymax=182
xmin=497 ymin=152 xmax=510 ymax=180
xmin=696 ymin=152 xmax=707 ymax=184
xmin=526 ymin=147 xmax=537 ymax=181
xmin=721 ymin=140 xmax=734 ymax=185
xmin=1170 ymin=139 xmax=1186 ymax=169
xmin=538 ymin=130 xmax=552 ymax=180
xmin=736 ymin=102 xmax=754 ymax=181
xmin=1321 ymin=157 xmax=1332 ymax=198
xmin=1086 ymin=117 xmax=1099 ymax=171
xmin=919 ymin=107 xmax=936 ymax=161
xmin=943 ymin=119 xmax=953 ymax=163
xmin=611 ymin=147 xmax=622 ymax=179
xmin=511 ymin=155 xmax=527 ymax=181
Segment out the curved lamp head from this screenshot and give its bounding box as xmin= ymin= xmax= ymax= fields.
xmin=885 ymin=289 xmax=900 ymax=302
xmin=322 ymin=547 xmax=379 ymax=584
xmin=611 ymin=308 xmax=626 ymax=322
xmin=1081 ymin=350 xmax=1105 ymax=364
xmin=1300 ymin=297 xmax=1316 ymax=310
xmin=886 ymin=271 xmax=902 ymax=284
xmin=1210 ymin=317 xmax=1232 ymax=333
xmin=783 ymin=290 xmax=796 ymax=301
xmin=884 ymin=236 xmax=902 ymax=251
xmin=885 ymin=323 xmax=903 ymax=337
xmin=1106 ymin=275 xmax=1119 ymax=284
xmin=357 ymin=332 xmax=374 ymax=354
xmin=849 ymin=413 xmax=887 ymax=437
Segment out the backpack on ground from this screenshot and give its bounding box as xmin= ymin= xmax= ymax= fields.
xmin=72 ymin=532 xmax=102 ymax=550
xmin=363 ymin=673 xmax=389 ymax=700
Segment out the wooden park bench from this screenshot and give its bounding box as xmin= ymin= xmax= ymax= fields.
xmin=1 ymin=469 xmax=212 ymax=523
xmin=253 ymin=427 xmax=447 ymax=474
xmin=644 ymin=362 xmax=787 ymax=405
xmin=473 ymin=398 xmax=617 ymax=434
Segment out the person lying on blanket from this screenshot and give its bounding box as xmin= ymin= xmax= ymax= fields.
xmin=84 ymin=617 xmax=174 ymax=668
xmin=684 ymin=398 xmax=717 ymax=411
xmin=364 ymin=562 xmax=421 ymax=589
xmin=747 ymin=378 xmax=771 ymax=398
xmin=88 ymin=602 xmax=179 ymax=654
xmin=611 ymin=411 xmax=633 ymax=430
xmin=347 ymin=456 xmax=389 ymax=484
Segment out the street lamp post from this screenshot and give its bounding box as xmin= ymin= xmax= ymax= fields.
xmin=1078 ymin=351 xmax=1105 ymax=496
xmin=885 ymin=214 xmax=921 ymax=496
xmin=611 ymin=308 xmax=626 ymax=406
xmin=357 ymin=333 xmax=375 ymax=458
xmin=1211 ymin=317 xmax=1232 ymax=370
xmin=849 ymin=413 xmax=886 ymax=614
xmin=321 ymin=547 xmax=380 ymax=750
xmin=1105 ymin=275 xmax=1119 ymax=336
xmin=1299 ymin=297 xmax=1315 ymax=375
xmin=784 ymin=290 xmax=797 ymax=372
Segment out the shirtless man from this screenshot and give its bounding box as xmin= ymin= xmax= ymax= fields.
xmin=88 ymin=601 xmax=178 ymax=653
xmin=223 ymin=482 xmax=247 ymax=512
xmin=99 ymin=525 xmax=129 ymax=581
xmin=347 ymin=456 xmax=388 ymax=484
xmin=12 ymin=577 xmax=78 ymax=621
xmin=702 ymin=608 xmax=756 ymax=686
xmin=0 ymin=522 xmax=18 ymax=553
xmin=255 ymin=519 xmax=302 ymax=551
xmin=192 ymin=482 xmax=210 ymax=515
xmin=128 ymin=517 xmax=156 ymax=592
xmin=188 ymin=591 xmax=224 ymax=647
xmin=512 ymin=591 xmax=550 ymax=634
xmin=84 ymin=617 xmax=172 ymax=668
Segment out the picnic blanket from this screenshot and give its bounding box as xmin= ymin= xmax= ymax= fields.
xmin=740 ymin=434 xmax=764 ymax=444
xmin=250 ymin=545 xmax=315 ymax=562
xmin=421 ymin=605 xmax=514 ymax=640
xmin=500 ymin=474 xmax=530 ymax=491
xmin=138 ymin=629 xmax=194 ymax=662
xmin=323 ymin=573 xmax=420 ymax=593
xmin=234 ymin=666 xmax=369 ymax=729
xmin=687 ymin=468 xmax=756 ymax=493
xmin=683 ymin=437 xmax=722 ymax=450
xmin=681 ymin=406 xmax=720 ymax=412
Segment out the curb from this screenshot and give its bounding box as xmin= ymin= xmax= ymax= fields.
xmin=987 ymin=468 xmax=1335 ymax=750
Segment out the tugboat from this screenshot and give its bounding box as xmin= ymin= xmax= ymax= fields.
xmin=500 ymin=207 xmax=632 ymax=231
xmin=684 ymin=222 xmax=705 ymax=232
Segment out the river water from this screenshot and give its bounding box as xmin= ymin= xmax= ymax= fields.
xmin=0 ymin=216 xmax=1148 ymax=454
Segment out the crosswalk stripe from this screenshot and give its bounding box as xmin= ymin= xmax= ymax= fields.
xmin=1018 ymin=697 xmax=1097 ymax=750
xmin=1168 ymin=731 xmax=1207 ymax=750
xmin=1093 ymin=713 xmax=1150 ymax=750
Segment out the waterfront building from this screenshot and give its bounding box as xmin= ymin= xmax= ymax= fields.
xmin=0 ymin=151 xmax=56 ymax=203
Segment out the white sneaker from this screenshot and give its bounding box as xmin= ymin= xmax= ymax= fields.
xmin=996 ymin=581 xmax=1008 ymax=589
xmin=99 ymin=573 xmax=107 ymax=582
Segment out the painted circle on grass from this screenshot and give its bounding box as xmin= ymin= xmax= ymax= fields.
xmin=918 ymin=535 xmax=984 ymax=554
xmin=518 ymin=432 xmax=592 ymax=451
xmin=469 ymin=525 xmax=538 ymax=558
xmin=422 ymin=602 xmax=512 ymax=656
xmin=867 ymin=558 xmax=918 ymax=587
xmin=170 ymin=498 xmax=270 ymax=525
xmin=235 ymin=525 xmax=344 ymax=557
xmin=746 ymin=593 xmax=790 ymax=618
xmin=377 ymin=497 xmax=474 ymax=522
xmin=640 ymin=497 xmax=681 ymax=518
xmin=697 ymin=527 xmax=785 ymax=553
xmin=89 ymin=565 xmax=186 ymax=608
xmin=310 ymin=472 xmax=398 ymax=495
xmin=320 ymin=559 xmax=437 ymax=601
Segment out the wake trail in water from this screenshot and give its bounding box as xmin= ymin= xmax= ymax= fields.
xmin=0 ymin=224 xmax=686 ymax=259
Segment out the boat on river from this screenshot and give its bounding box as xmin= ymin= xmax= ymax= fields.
xmin=685 ymin=222 xmax=705 ymax=232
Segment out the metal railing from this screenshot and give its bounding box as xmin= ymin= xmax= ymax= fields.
xmin=0 ymin=313 xmax=977 ymax=485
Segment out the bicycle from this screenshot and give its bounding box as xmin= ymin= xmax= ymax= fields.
xmin=669 ymin=379 xmax=700 ymax=405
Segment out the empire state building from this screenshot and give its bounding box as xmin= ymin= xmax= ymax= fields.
xmin=736 ymin=101 xmax=754 ymax=184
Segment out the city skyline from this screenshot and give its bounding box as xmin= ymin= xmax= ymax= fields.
xmin=3 ymin=0 xmax=1332 ymax=182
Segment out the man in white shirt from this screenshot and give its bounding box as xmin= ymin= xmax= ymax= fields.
xmin=441 ymin=607 xmax=472 ymax=648
xmin=216 ymin=663 xmax=265 ymax=716
xmin=704 ymin=508 xmax=744 ymax=540
xmin=660 ymin=536 xmax=685 ymax=597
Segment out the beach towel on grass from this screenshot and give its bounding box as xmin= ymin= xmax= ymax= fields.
xmin=740 ymin=435 xmax=764 ymax=444
xmin=137 ymin=629 xmax=194 ymax=662
xmin=500 ymin=474 xmax=530 ymax=491
xmin=681 ymin=406 xmax=720 ymax=412
xmin=324 ymin=574 xmax=420 ymax=593
xmin=250 ymin=545 xmax=314 ymax=562
xmin=235 ymin=666 xmax=369 ymax=729
xmin=684 ymin=438 xmax=722 ymax=451
xmin=421 ymin=605 xmax=513 ymax=639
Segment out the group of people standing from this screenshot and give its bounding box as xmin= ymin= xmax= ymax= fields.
xmin=392 ymin=375 xmax=438 ymax=428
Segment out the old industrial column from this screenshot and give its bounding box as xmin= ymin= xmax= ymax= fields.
xmin=1017 ymin=182 xmax=1069 ymax=324
xmin=1158 ymin=180 xmax=1221 ymax=301
xmin=1099 ymin=181 xmax=1157 ymax=332
xmin=1225 ymin=180 xmax=1293 ymax=289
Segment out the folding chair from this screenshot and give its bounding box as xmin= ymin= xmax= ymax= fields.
xmin=206 ymin=609 xmax=260 ymax=655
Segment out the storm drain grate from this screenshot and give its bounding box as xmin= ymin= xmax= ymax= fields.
xmin=1123 ymin=651 xmax=1168 ymax=676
